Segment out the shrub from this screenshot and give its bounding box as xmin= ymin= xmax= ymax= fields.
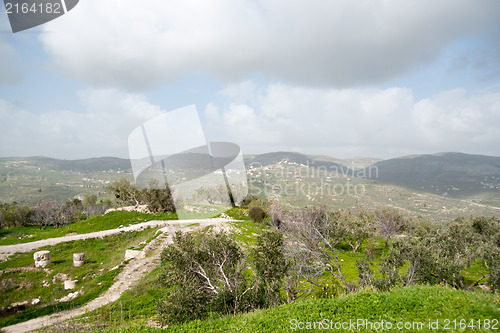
xmin=248 ymin=206 xmax=265 ymax=223
xmin=157 ymin=229 xmax=288 ymax=325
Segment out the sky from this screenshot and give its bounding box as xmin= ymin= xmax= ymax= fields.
xmin=0 ymin=0 xmax=499 ymax=160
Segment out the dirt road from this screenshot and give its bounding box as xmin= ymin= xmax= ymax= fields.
xmin=0 ymin=218 xmax=232 ymax=262
xmin=1 ymin=218 xmax=234 ymax=333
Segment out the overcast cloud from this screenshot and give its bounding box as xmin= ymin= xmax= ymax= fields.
xmin=1 ymin=0 xmax=499 ymax=159
xmin=40 ymin=0 xmax=500 ymax=90
xmin=205 ymin=83 xmax=500 ymax=158
xmin=0 ymin=89 xmax=165 ymax=158
xmin=1 ymin=84 xmax=498 ymax=159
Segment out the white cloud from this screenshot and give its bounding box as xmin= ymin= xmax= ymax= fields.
xmin=2 ymin=84 xmax=499 ymax=159
xmin=204 ymin=83 xmax=500 ymax=158
xmin=39 ymin=0 xmax=500 ymax=89
xmin=0 ymin=89 xmax=165 ymax=158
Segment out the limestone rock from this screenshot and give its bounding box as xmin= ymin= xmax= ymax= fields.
xmin=124 ymin=249 xmax=141 ymax=260
xmin=52 ymin=273 xmax=68 ymax=284
xmin=64 ymin=280 xmax=77 ymax=290
xmin=58 ymin=291 xmax=80 ymax=303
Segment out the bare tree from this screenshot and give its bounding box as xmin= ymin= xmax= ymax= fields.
xmin=266 ymin=197 xmax=285 ymax=228
xmin=332 ymin=208 xmax=375 ymax=253
xmin=281 ymin=206 xmax=353 ymax=294
xmin=375 ymin=209 xmax=406 ymax=248
xmin=33 ymin=200 xmax=62 ymax=229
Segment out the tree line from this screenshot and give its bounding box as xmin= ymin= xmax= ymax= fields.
xmin=0 ymin=194 xmax=109 ymax=229
xmin=0 ymin=177 xmax=176 ymax=229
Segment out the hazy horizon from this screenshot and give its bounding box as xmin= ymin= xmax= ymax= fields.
xmin=1 ymin=150 xmax=500 ymax=162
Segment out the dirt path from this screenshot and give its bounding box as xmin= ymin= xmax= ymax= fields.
xmin=0 ymin=218 xmax=233 ymax=262
xmin=2 ymin=219 xmax=234 ymax=333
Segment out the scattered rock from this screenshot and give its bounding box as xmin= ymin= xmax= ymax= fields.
xmin=11 ymin=301 xmax=29 ymax=308
xmin=64 ymin=280 xmax=77 ymax=290
xmin=82 ymin=273 xmax=96 ymax=281
xmin=105 ymin=205 xmax=149 ymax=214
xmin=58 ymin=291 xmax=80 ymax=303
xmin=52 ymin=273 xmax=68 ymax=284
xmin=219 ymin=213 xmax=234 ymax=220
xmin=479 ymin=284 xmax=491 ymax=292
xmin=1 ymin=267 xmax=51 ymax=275
xmin=0 ymin=278 xmax=16 ymax=291
xmin=42 ymin=280 xmax=50 ymax=287
xmin=17 ymin=280 xmax=34 ymax=290
xmin=124 ymin=249 xmax=141 ymax=260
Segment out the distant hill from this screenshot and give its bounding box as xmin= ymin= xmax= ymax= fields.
xmin=0 ymin=157 xmax=133 ymax=205
xmin=358 ymin=152 xmax=500 ymax=197
xmin=0 ymin=156 xmax=132 ymax=172
xmin=2 ymin=152 xmax=500 ymax=213
xmin=244 ymin=152 xmax=348 ymax=171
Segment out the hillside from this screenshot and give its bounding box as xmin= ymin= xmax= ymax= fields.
xmin=0 ymin=157 xmax=133 ymax=205
xmin=150 ymin=285 xmax=499 ymax=333
xmin=1 ymin=152 xmax=500 ymax=220
xmin=49 ymin=284 xmax=499 ymax=332
xmin=246 ymin=158 xmax=500 ymax=222
xmin=359 ymin=152 xmax=500 ymax=198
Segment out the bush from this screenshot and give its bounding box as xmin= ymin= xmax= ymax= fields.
xmin=248 ymin=206 xmax=265 ymax=223
xmin=239 ymin=195 xmax=261 ymax=209
xmin=157 ymin=229 xmax=288 ymax=325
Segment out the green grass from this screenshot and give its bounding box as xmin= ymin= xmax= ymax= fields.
xmin=74 ymin=265 xmax=165 ymax=328
xmin=99 ymin=285 xmax=500 ymax=332
xmin=462 ymin=259 xmax=490 ymax=287
xmin=0 ymin=227 xmax=159 ymax=328
xmin=228 ymin=219 xmax=268 ymax=245
xmin=0 ymin=210 xmax=177 ymax=245
xmin=222 ymin=207 xmax=250 ymax=221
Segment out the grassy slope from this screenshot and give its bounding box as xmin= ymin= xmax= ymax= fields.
xmin=0 ymin=211 xmax=177 ymax=246
xmin=103 ymin=285 xmax=499 ymax=333
xmin=0 ymin=212 xmax=174 ymax=327
xmin=1 ymin=209 xmax=496 ymax=331
xmin=0 ymin=227 xmax=159 ymax=328
xmin=67 ymin=216 xmax=492 ymax=332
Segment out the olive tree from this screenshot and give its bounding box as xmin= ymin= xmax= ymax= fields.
xmin=281 ymin=206 xmax=353 ymax=293
xmin=375 ymin=209 xmax=406 ymax=248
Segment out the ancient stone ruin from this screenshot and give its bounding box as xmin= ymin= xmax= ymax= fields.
xmin=33 ymin=251 xmax=51 ymax=268
xmin=73 ymin=253 xmax=85 ymax=267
